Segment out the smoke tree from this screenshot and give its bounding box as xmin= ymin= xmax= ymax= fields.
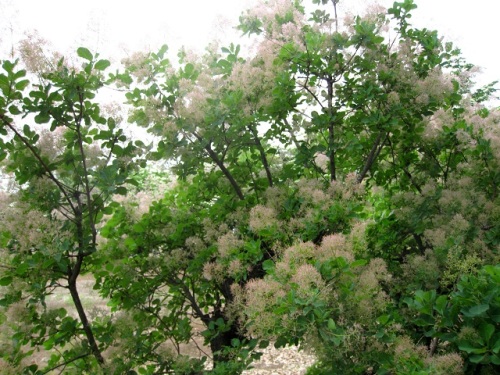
xmin=0 ymin=47 xmax=142 ymax=373
xmin=1 ymin=0 xmax=499 ymax=374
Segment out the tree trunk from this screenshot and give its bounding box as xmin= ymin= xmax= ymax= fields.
xmin=68 ymin=280 xmax=105 ymax=365
xmin=327 ymin=77 xmax=336 ymax=181
xmin=208 ymin=312 xmax=244 ymax=368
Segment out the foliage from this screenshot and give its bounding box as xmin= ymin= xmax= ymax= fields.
xmin=0 ymin=48 xmax=142 ymax=372
xmin=1 ymin=0 xmax=499 ymax=374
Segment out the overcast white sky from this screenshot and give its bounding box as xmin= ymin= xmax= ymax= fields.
xmin=0 ymin=0 xmax=498 ymax=87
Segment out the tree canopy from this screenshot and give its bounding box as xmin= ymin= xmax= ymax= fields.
xmin=1 ymin=0 xmax=499 ymax=374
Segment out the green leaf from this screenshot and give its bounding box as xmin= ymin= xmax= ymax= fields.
xmin=458 ymin=342 xmax=487 ymax=354
xmin=43 ymin=337 xmax=55 ymax=350
xmin=262 ymin=259 xmax=275 ymax=273
xmin=8 ymin=105 xmax=21 ymax=115
xmin=34 ymin=112 xmax=50 ymax=124
xmin=102 ymin=205 xmax=114 ymax=215
xmin=16 ymin=262 xmax=29 ymax=276
xmin=328 ymin=318 xmax=336 ymax=330
xmin=434 ymin=295 xmax=448 ymax=316
xmin=258 ymin=339 xmax=269 ymax=349
xmin=23 ymin=124 xmax=32 ymax=137
xmin=469 ymin=354 xmax=488 ymax=364
xmin=77 ymin=47 xmax=93 ymax=61
xmin=377 ymin=315 xmax=390 ymax=325
xmin=0 ymin=276 xmax=13 ymax=286
xmin=491 ymin=354 xmax=500 ymax=365
xmin=94 ymin=59 xmax=111 ymax=71
xmin=15 ymin=79 xmax=30 ymax=91
xmin=2 ymin=60 xmax=15 ymax=73
xmin=184 ymin=63 xmax=195 ymax=77
xmin=492 ymin=336 xmax=500 ymax=354
xmin=462 ymin=304 xmax=490 ymax=318
xmin=274 ymin=335 xmax=288 ymax=348
xmin=115 ymin=186 xmax=127 ymax=195
xmin=124 ymin=237 xmax=137 ymax=250
xmin=350 ymin=259 xmax=368 ymax=268
xmin=478 ymin=323 xmax=495 ymax=343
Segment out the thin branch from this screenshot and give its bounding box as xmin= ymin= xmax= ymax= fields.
xmin=331 ymin=0 xmax=339 ymax=33
xmin=248 ymin=124 xmax=273 ymax=187
xmin=429 ymin=337 xmax=439 ymax=356
xmin=41 ymin=353 xmax=91 ymax=374
xmin=54 ymin=205 xmax=76 ymax=222
xmin=189 ymin=336 xmax=212 ymax=359
xmin=67 ymin=280 xmax=105 ymax=364
xmin=297 ymin=80 xmax=325 ymax=109
xmin=357 ymin=131 xmax=388 ymax=183
xmin=191 ymin=131 xmax=245 ymax=200
xmin=171 ymin=276 xmax=210 ymax=325
xmin=326 ymin=77 xmax=336 ymax=181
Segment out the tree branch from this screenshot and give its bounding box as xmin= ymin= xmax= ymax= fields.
xmin=192 ymin=131 xmax=245 ymax=200
xmin=326 ymin=77 xmax=336 ymax=181
xmin=357 ymin=131 xmax=388 ymax=183
xmin=41 ymin=352 xmax=91 ymax=374
xmin=248 ymin=124 xmax=273 ymax=187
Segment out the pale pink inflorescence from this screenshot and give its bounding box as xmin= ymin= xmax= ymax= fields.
xmin=290 ymin=263 xmax=326 ymax=299
xmin=244 ymin=0 xmax=305 ymax=40
xmin=318 ymin=233 xmax=354 ymax=262
xmin=203 ymin=261 xmax=225 ymax=283
xmin=244 ymin=278 xmax=287 ymax=336
xmin=112 ymin=191 xmax=154 ymax=222
xmin=1 ymin=200 xmax=72 ymax=255
xmin=393 ymin=336 xmax=464 ymax=374
xmin=249 ymin=204 xmax=279 ymax=232
xmin=121 ymin=51 xmax=152 ymax=82
xmin=392 ymin=105 xmax=500 ymax=269
xmin=228 ymin=39 xmax=281 ymax=115
xmin=217 ymin=231 xmax=244 ymax=258
xmin=415 ymin=67 xmax=454 ymax=105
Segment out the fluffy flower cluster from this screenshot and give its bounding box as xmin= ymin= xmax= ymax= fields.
xmin=242 ymin=0 xmax=305 ymax=42
xmin=227 ymin=39 xmax=282 ymax=115
xmin=393 ymin=336 xmax=464 ymax=374
xmin=121 ymin=51 xmax=152 ymax=83
xmin=1 ymin=197 xmax=72 ymax=255
xmin=249 ymin=204 xmax=279 ymax=233
xmin=238 ymin=221 xmax=392 ymax=341
xmin=18 ymin=31 xmax=66 ymax=75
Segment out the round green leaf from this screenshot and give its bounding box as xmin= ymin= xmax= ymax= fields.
xmin=77 ymin=47 xmax=93 ymax=61
xmin=94 ymin=59 xmax=111 ymax=71
xmin=0 ymin=276 xmax=13 ymax=286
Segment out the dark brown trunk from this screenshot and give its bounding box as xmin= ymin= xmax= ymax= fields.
xmin=208 ymin=313 xmax=244 ymax=368
xmin=68 ymin=280 xmax=105 ymax=365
